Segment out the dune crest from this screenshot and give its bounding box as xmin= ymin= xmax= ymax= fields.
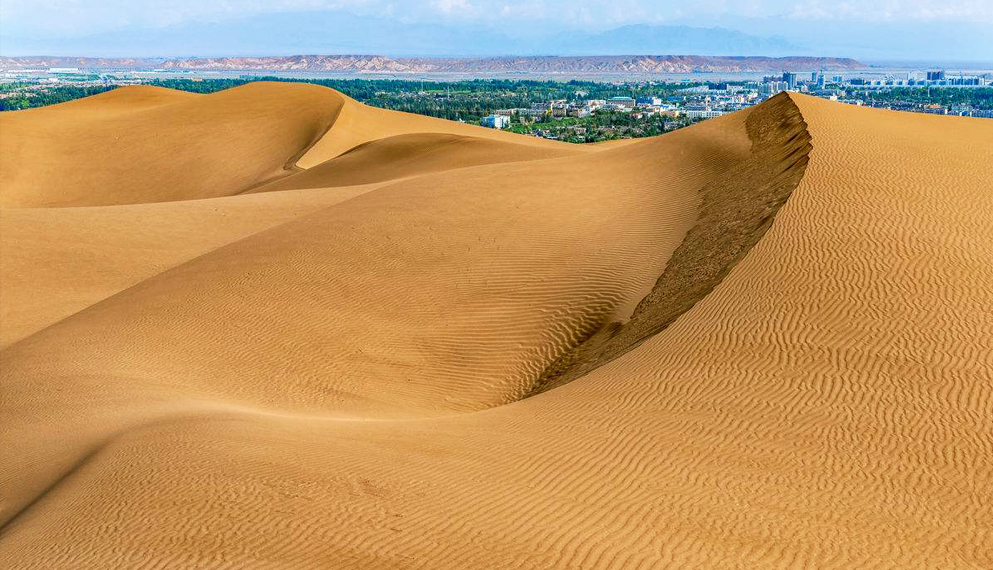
xmin=1 ymin=84 xmax=991 ymax=570
xmin=530 ymin=92 xmax=811 ymax=395
xmin=247 ymin=132 xmax=581 ymax=194
xmin=0 ymin=83 xmax=344 ymax=207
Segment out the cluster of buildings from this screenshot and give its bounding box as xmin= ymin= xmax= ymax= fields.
xmin=749 ymin=70 xmax=993 ymax=117
xmin=478 ymin=67 xmax=993 ymax=131
xmin=672 ymin=85 xmax=759 ymax=118
xmin=4 ymin=63 xmax=989 ymax=127
xmin=845 ymin=72 xmax=989 ymax=88
xmin=767 ymin=69 xmax=990 ymax=91
xmin=479 ymin=93 xmax=737 ymax=129
xmin=481 ymin=95 xmax=675 ymax=127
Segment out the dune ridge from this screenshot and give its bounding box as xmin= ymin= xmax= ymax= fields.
xmin=247 ymin=132 xmax=580 ymax=194
xmin=528 ymin=92 xmax=811 ymax=396
xmin=1 ymin=84 xmax=991 ymax=569
xmin=0 ymin=83 xmax=345 ymax=207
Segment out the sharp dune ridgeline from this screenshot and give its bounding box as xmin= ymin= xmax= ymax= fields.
xmin=1 ymin=82 xmax=991 ymax=569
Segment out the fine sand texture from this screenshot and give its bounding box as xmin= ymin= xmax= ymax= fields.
xmin=1 ymin=85 xmax=991 ymax=569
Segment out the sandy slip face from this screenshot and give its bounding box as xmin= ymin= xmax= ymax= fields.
xmin=1 ymin=87 xmax=991 ymax=569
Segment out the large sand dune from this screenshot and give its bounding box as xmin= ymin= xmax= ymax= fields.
xmin=1 ymin=83 xmax=991 ymax=569
xmin=0 ymin=84 xmax=343 ymax=207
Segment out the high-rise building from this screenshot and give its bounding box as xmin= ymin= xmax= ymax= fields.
xmin=782 ymin=72 xmax=798 ymax=90
xmin=760 ymin=81 xmax=789 ymax=96
xmin=926 ymin=70 xmax=946 ymax=81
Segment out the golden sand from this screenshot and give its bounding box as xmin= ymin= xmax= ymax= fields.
xmin=1 ymin=84 xmax=991 ymax=569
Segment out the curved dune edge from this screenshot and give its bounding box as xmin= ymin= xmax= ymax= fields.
xmin=0 ymin=93 xmax=745 ymax=530
xmin=4 ymin=89 xmax=992 ymax=569
xmin=527 ymin=93 xmax=812 ymax=397
xmin=295 ymin=90 xmax=582 ymax=168
xmin=0 ymin=83 xmax=345 ymax=208
xmin=246 ymin=132 xmax=581 ymax=194
xmin=0 ymin=92 xmax=792 ymax=533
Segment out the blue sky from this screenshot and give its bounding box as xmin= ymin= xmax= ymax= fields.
xmin=1 ymin=0 xmax=991 ymax=60
xmin=3 ymin=0 xmax=991 ymax=34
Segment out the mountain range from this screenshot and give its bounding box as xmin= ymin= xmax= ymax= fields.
xmin=0 ymin=55 xmax=866 ymax=74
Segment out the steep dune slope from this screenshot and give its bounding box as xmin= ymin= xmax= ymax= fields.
xmin=0 ymin=83 xmax=344 ymax=207
xmin=1 ymin=88 xmax=991 ymax=570
xmin=0 ymin=89 xmax=756 ymax=531
xmin=0 ymin=103 xmax=753 ymax=472
xmin=296 ymin=91 xmax=585 ymax=167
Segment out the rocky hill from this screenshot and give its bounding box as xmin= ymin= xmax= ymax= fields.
xmin=163 ymin=55 xmax=865 ymax=73
xmin=1 ymin=55 xmax=865 ymax=73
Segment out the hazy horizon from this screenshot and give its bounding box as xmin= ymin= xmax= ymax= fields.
xmin=2 ymin=1 xmax=992 ymax=61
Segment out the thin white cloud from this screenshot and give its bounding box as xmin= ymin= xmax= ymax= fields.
xmin=431 ymin=0 xmax=476 ymax=15
xmin=1 ymin=0 xmax=989 ymax=37
xmin=787 ymin=0 xmax=993 ymax=21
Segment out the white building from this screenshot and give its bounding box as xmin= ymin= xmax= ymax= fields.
xmin=480 ymin=114 xmax=512 ymax=129
xmin=517 ymin=108 xmax=546 ymax=118
xmin=607 ymin=96 xmax=636 ymax=109
xmin=685 ymin=109 xmax=725 ymax=119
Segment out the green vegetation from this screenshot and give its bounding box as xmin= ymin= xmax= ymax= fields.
xmin=860 ymin=87 xmax=993 ymax=110
xmin=508 ymin=110 xmax=693 ymax=143
xmin=1 ymin=77 xmax=705 ymax=142
xmin=2 ymin=76 xmax=989 ymax=143
xmin=0 ymin=76 xmax=694 ymax=117
xmin=139 ymin=77 xmax=702 ymax=124
xmin=0 ymin=83 xmax=117 ymax=110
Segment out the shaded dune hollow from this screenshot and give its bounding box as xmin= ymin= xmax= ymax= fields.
xmin=527 ymin=92 xmax=812 ymax=396
xmin=3 ymin=83 xmax=993 ymax=570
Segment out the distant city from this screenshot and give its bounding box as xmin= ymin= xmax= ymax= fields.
xmin=2 ymin=65 xmax=991 ymax=143
xmin=484 ymin=68 xmax=991 ymax=126
xmin=482 ymin=68 xmax=992 ymax=140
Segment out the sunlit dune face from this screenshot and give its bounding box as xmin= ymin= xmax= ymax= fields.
xmin=1 ymin=85 xmax=991 ymax=570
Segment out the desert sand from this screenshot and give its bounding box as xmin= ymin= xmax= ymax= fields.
xmin=1 ymin=83 xmax=991 ymax=569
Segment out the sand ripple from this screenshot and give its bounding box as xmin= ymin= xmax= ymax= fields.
xmin=1 ymin=85 xmax=991 ymax=569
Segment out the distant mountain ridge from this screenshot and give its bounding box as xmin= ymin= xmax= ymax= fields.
xmin=1 ymin=55 xmax=865 ymax=73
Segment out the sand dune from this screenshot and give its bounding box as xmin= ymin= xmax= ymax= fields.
xmin=1 ymin=84 xmax=991 ymax=569
xmin=0 ymin=184 xmax=387 ymax=348
xmin=295 ymin=90 xmax=581 ymax=168
xmin=0 ymin=83 xmax=343 ymax=207
xmin=248 ymin=132 xmax=581 ymax=193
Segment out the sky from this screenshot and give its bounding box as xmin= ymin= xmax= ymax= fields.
xmin=3 ymin=0 xmax=992 ymax=34
xmin=1 ymin=0 xmax=992 ymax=60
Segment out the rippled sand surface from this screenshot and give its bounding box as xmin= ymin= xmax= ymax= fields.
xmin=1 ymin=84 xmax=991 ymax=569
